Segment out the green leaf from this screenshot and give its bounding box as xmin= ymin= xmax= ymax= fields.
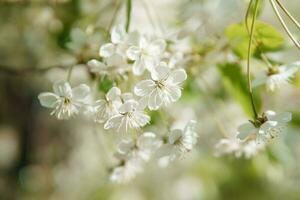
xmin=217 ymin=63 xmax=261 ymax=117
xmin=225 ymin=21 xmax=284 ymax=59
xmin=98 ymin=76 xmax=114 ymax=93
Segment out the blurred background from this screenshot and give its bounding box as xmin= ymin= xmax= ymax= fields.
xmin=1 ymin=0 xmax=300 ymax=199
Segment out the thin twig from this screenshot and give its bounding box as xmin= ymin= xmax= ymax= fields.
xmin=269 ymin=0 xmax=300 ymax=50
xmin=275 ymin=0 xmax=300 ymax=30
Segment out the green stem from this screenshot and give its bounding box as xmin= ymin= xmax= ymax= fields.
xmin=269 ymin=0 xmax=300 ymax=50
xmin=245 ymin=0 xmax=273 ymax=69
xmin=107 ymin=0 xmax=122 ymax=31
xmin=246 ymin=0 xmax=259 ymax=119
xmin=125 ymin=0 xmax=132 ymax=32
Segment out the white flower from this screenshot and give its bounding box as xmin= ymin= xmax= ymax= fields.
xmin=110 ymin=157 xmax=143 ymax=184
xmin=157 ymin=121 xmax=198 ymax=167
xmin=116 ymin=132 xmax=162 ymax=161
xmin=91 ymin=87 xmax=122 ymax=123
xmin=38 ymin=81 xmax=90 ymax=120
xmin=168 ymin=120 xmax=198 ymax=155
xmin=215 ymin=138 xmax=264 ymax=159
xmin=104 ymin=100 xmax=150 ymax=132
xmin=88 ymin=54 xmax=129 ymax=75
xmin=237 ymin=110 xmax=292 ymax=144
xmin=134 ymin=62 xmax=187 ymax=110
xmin=126 ymin=35 xmax=166 ymax=75
xmin=99 ymin=25 xmax=128 ymax=58
xmin=253 ymin=62 xmax=300 ymax=91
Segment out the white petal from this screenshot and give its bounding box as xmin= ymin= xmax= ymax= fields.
xmin=150 ymin=63 xmax=170 ymax=81
xmin=139 ymin=36 xmax=150 ymax=49
xmin=134 ymin=80 xmax=155 ymax=97
xmin=121 ymin=93 xmax=134 ymax=101
xmin=126 ymin=46 xmax=141 ymax=60
xmin=104 ymin=114 xmax=123 ymax=130
xmin=111 ymin=25 xmax=126 ymax=44
xmin=106 ymin=54 xmax=124 ymax=67
xmin=166 ymin=69 xmax=187 ymax=85
xmin=131 ymin=111 xmax=150 ymax=128
xmin=117 ymin=139 xmax=134 ymax=155
xmin=165 ymin=85 xmax=182 ymax=102
xmin=252 ymin=72 xmax=267 ymax=88
xmin=137 ymin=132 xmax=157 ymax=149
xmin=148 ymin=89 xmax=163 ymax=110
xmin=148 ymin=39 xmax=166 ymax=55
xmin=72 ymin=84 xmax=90 ymax=100
xmin=272 ymin=112 xmax=292 ymax=123
xmin=169 ymin=129 xmax=183 ymax=144
xmin=87 ymin=59 xmax=107 ymax=72
xmin=106 ymin=87 xmax=121 ymax=101
xmin=99 ymin=43 xmax=115 ymax=57
xmin=236 ymin=122 xmax=257 ymax=140
xmin=53 ymin=81 xmax=72 ymax=98
xmin=119 ymin=100 xmax=138 ymax=113
xmin=38 ymin=92 xmax=58 ymax=108
xmin=132 ymin=58 xmax=146 ymax=75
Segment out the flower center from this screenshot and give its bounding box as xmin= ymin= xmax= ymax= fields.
xmin=267 ymin=67 xmax=279 ymax=76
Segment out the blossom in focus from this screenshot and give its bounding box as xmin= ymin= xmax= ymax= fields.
xmin=134 ymin=62 xmax=187 ymax=110
xmin=237 ymin=110 xmax=292 ymax=144
xmin=253 ymin=62 xmax=300 ymax=91
xmin=104 ymin=100 xmax=150 ymax=132
xmin=126 ymin=35 xmax=166 ymax=75
xmin=38 ymin=81 xmax=90 ymax=120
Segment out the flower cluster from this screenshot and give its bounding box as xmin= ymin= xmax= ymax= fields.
xmin=110 ymin=120 xmax=198 ymax=183
xmin=215 ymin=110 xmax=292 ymax=158
xmin=38 ymin=25 xmax=197 ymax=183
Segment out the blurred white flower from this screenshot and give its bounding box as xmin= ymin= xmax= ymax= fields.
xmin=126 ymin=35 xmax=166 ymax=75
xmin=38 ymin=81 xmax=90 ymax=119
xmin=104 ymin=100 xmax=150 ymax=132
xmin=168 ymin=120 xmax=198 ymax=155
xmin=253 ymin=62 xmax=300 ymax=91
xmin=88 ymin=54 xmax=129 ymax=75
xmin=99 ymin=26 xmax=128 ymax=58
xmin=116 ymin=132 xmax=162 ymax=162
xmin=91 ymin=87 xmax=122 ymax=123
xmin=110 ymin=157 xmax=143 ymax=184
xmin=215 ymin=138 xmax=264 ymax=159
xmin=134 ymin=62 xmax=187 ymax=110
xmin=237 ymin=110 xmax=292 ymax=144
xmin=157 ymin=121 xmax=198 ymax=167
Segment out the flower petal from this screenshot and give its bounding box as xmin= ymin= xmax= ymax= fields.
xmin=53 ymin=81 xmax=72 ymax=98
xmin=132 ymin=58 xmax=146 ymax=75
xmin=166 ymin=69 xmax=187 ymax=85
xmin=87 ymin=59 xmax=107 ymax=72
xmin=99 ymin=43 xmax=115 ymax=57
xmin=72 ymin=84 xmax=90 ymax=100
xmin=104 ymin=114 xmax=123 ymax=130
xmin=38 ymin=92 xmax=58 ymax=108
xmin=150 ymin=63 xmax=169 ymax=81
xmin=106 ymin=87 xmax=121 ymax=101
xmin=148 ymin=89 xmax=163 ymax=110
xmin=148 ymin=39 xmax=166 ymax=55
xmin=119 ymin=100 xmax=138 ymax=113
xmin=169 ymin=129 xmax=183 ymax=145
xmin=111 ymin=25 xmax=126 ymax=44
xmin=236 ymin=122 xmax=257 ymax=140
xmin=126 ymin=46 xmax=141 ymax=60
xmin=134 ymin=80 xmax=155 ymax=97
